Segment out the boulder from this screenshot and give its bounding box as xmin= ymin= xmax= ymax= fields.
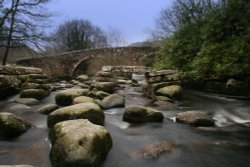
xmin=123 ymin=106 xmax=164 ymax=123
xmin=9 ymin=104 xmax=31 ymax=112
xmin=0 ymin=75 xmax=21 ymax=99
xmin=155 ymin=96 xmax=174 ymax=103
xmin=88 ymin=91 xmax=110 ymax=100
xmin=96 ymin=71 xmax=112 ymax=77
xmin=151 ymin=82 xmax=181 ymax=93
xmin=13 ymin=98 xmax=39 ymax=105
xmin=76 ymin=75 xmax=89 ymax=82
xmin=47 ymin=102 xmax=104 ymax=128
xmin=77 ymin=83 xmax=90 ymax=89
xmin=132 ymin=141 xmax=176 ymax=160
xmin=176 ymin=111 xmax=214 ymax=127
xmin=0 ymin=112 xmax=31 ymax=138
xmin=55 ymin=88 xmax=88 ymax=106
xmin=91 ymin=82 xmax=116 ymax=93
xmin=73 ymin=96 xmax=96 ymax=104
xmin=36 ymin=104 xmax=59 ymax=115
xmin=20 ymin=89 xmax=49 ymax=100
xmin=100 ymin=94 xmax=125 ymax=109
xmin=49 ymin=119 xmax=112 ymax=167
xmin=156 ymin=85 xmax=183 ymax=100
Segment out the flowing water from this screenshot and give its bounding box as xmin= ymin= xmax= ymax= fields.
xmin=0 ymin=83 xmax=250 ymax=167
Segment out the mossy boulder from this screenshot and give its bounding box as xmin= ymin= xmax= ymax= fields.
xmin=88 ymin=91 xmax=110 ymax=100
xmin=55 ymin=88 xmax=88 ymax=106
xmin=91 ymin=82 xmax=116 ymax=93
xmin=73 ymin=96 xmax=96 ymax=104
xmin=0 ymin=75 xmax=21 ymax=99
xmin=36 ymin=104 xmax=59 ymax=115
xmin=13 ymin=98 xmax=39 ymax=105
xmin=176 ymin=111 xmax=214 ymax=127
xmin=0 ymin=112 xmax=31 ymax=138
xmin=20 ymin=89 xmax=49 ymax=100
xmin=47 ymin=102 xmax=104 ymax=128
xmin=75 ymin=75 xmax=89 ymax=82
xmin=100 ymin=94 xmax=125 ymax=109
xmin=49 ymin=119 xmax=112 ymax=167
xmin=156 ymin=85 xmax=183 ymax=100
xmin=123 ymin=106 xmax=164 ymax=123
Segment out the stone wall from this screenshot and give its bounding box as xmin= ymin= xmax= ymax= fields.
xmin=17 ymin=47 xmax=159 ymax=79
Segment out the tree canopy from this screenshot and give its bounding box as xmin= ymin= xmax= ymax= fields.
xmin=153 ymin=0 xmax=250 ymax=81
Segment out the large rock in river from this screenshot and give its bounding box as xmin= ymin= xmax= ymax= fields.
xmin=0 ymin=112 xmax=31 ymax=138
xmin=75 ymin=75 xmax=89 ymax=82
xmin=123 ymin=105 xmax=164 ymax=123
xmin=36 ymin=104 xmax=59 ymax=115
xmin=156 ymin=85 xmax=183 ymax=100
xmin=100 ymin=94 xmax=125 ymax=109
xmin=47 ymin=102 xmax=104 ymax=128
xmin=55 ymin=88 xmax=88 ymax=106
xmin=91 ymin=82 xmax=116 ymax=93
xmin=0 ymin=75 xmax=21 ymax=99
xmin=73 ymin=96 xmax=96 ymax=105
xmin=49 ymin=119 xmax=112 ymax=167
xmin=176 ymin=111 xmax=214 ymax=127
xmin=20 ymin=89 xmax=49 ymax=100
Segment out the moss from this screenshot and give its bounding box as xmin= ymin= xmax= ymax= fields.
xmin=123 ymin=106 xmax=164 ymax=123
xmin=47 ymin=103 xmax=105 ymax=128
xmin=20 ymin=89 xmax=50 ymax=100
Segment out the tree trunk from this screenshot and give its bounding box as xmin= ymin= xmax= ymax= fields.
xmin=2 ymin=0 xmax=20 ymax=66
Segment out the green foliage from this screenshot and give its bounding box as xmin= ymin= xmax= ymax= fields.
xmin=156 ymin=0 xmax=250 ymax=81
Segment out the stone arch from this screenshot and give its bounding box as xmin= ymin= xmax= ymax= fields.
xmin=70 ymin=56 xmax=92 ymax=77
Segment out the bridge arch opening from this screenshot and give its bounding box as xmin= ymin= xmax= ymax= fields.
xmin=71 ymin=57 xmax=91 ymax=77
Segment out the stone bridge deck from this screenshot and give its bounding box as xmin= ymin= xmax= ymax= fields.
xmin=17 ymin=46 xmax=159 ymax=78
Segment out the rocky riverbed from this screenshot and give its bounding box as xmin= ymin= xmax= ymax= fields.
xmin=0 ymin=66 xmax=250 ymax=167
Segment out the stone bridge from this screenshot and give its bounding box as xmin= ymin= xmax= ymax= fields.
xmin=17 ymin=47 xmax=159 ymax=78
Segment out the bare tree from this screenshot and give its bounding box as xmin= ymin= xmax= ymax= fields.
xmin=106 ymin=26 xmax=126 ymax=47
xmin=151 ymin=0 xmax=217 ymax=40
xmin=0 ymin=0 xmax=52 ymax=65
xmin=49 ymin=19 xmax=108 ymax=53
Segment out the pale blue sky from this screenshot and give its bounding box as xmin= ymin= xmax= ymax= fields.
xmin=47 ymin=0 xmax=174 ymax=44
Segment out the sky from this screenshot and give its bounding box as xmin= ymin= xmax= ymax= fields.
xmin=47 ymin=0 xmax=174 ymax=45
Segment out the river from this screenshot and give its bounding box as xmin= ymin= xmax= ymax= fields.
xmin=0 ymin=83 xmax=250 ymax=167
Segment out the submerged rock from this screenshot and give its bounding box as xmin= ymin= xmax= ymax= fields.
xmin=55 ymin=88 xmax=88 ymax=106
xmin=73 ymin=96 xmax=96 ymax=104
xmin=156 ymin=85 xmax=183 ymax=100
xmin=36 ymin=104 xmax=59 ymax=115
xmin=132 ymin=141 xmax=176 ymax=160
xmin=20 ymin=89 xmax=49 ymax=100
xmin=47 ymin=102 xmax=104 ymax=128
xmin=123 ymin=105 xmax=164 ymax=123
xmin=100 ymin=94 xmax=125 ymax=109
xmin=9 ymin=104 xmax=31 ymax=112
xmin=13 ymin=98 xmax=39 ymax=105
xmin=176 ymin=111 xmax=214 ymax=127
xmin=50 ymin=119 xmax=112 ymax=167
xmin=0 ymin=112 xmax=31 ymax=138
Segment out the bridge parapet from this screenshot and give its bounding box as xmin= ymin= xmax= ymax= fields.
xmin=17 ymin=47 xmax=160 ymax=79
